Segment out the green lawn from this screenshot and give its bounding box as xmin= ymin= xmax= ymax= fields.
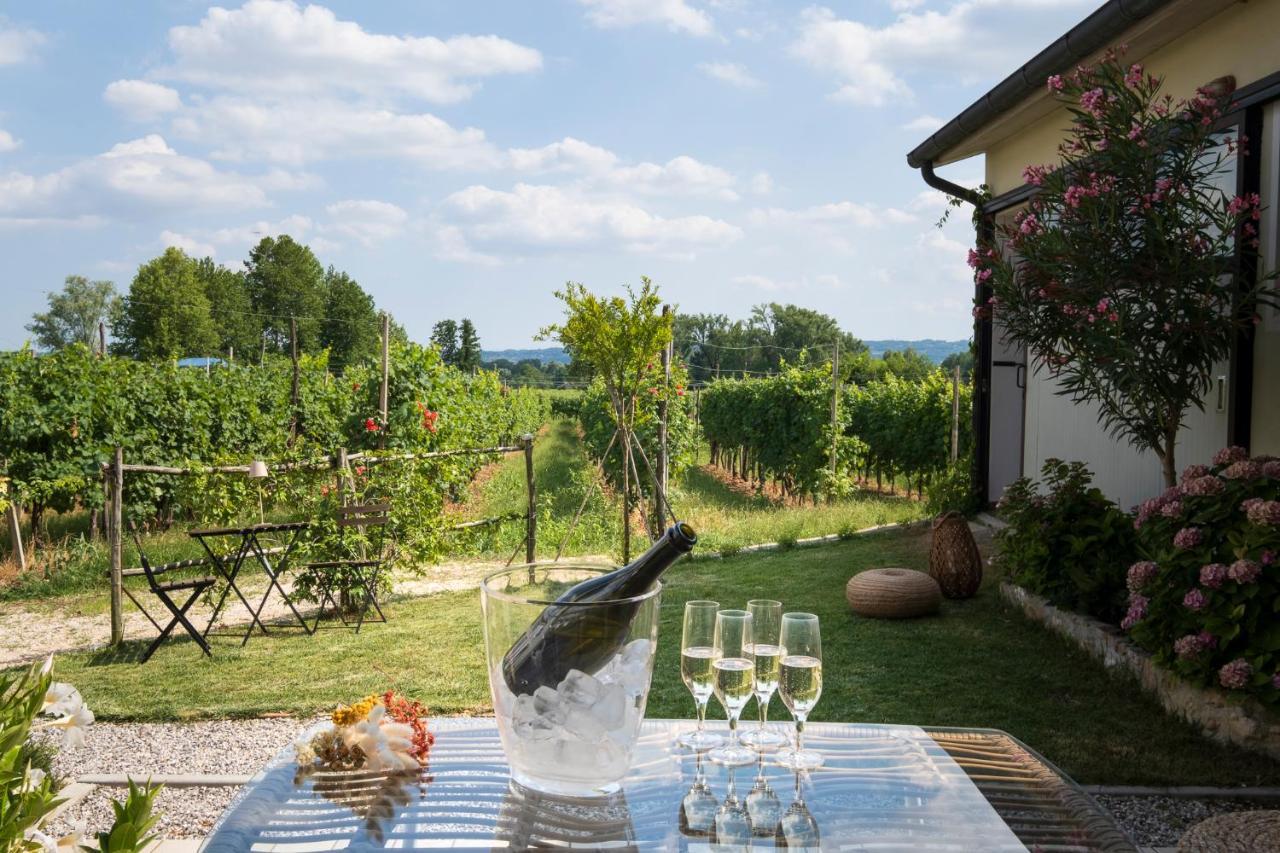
xmin=49 ymin=525 xmax=1280 ymax=787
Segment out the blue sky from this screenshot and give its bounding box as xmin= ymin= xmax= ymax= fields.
xmin=0 ymin=0 xmax=1100 ymax=350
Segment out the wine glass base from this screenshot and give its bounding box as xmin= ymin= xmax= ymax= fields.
xmin=708 ymin=744 xmax=757 ymax=766
xmin=740 ymin=728 xmax=788 ymax=749
xmin=773 ymin=748 xmax=824 ymax=770
xmin=678 ymin=728 xmax=725 ymax=750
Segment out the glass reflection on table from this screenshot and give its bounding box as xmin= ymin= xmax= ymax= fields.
xmin=775 ymin=770 xmax=820 ymax=850
xmin=496 ymin=778 xmax=636 ymax=849
xmin=680 ymin=751 xmax=719 ymax=838
xmin=292 ymin=766 xmax=424 ymax=847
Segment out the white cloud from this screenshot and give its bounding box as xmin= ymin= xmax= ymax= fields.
xmin=0 ymin=135 xmax=275 ymax=220
xmin=171 ymin=97 xmax=501 ymax=168
xmin=697 ymin=61 xmax=762 ymax=89
xmin=440 ymin=182 xmax=742 ymax=259
xmin=733 ymin=273 xmax=843 ymax=291
xmin=161 ymin=228 xmax=216 ymax=257
xmin=751 ymin=201 xmax=915 ymax=228
xmin=902 ymin=113 xmax=944 ymax=132
xmin=790 ymin=1 xmax=1095 ymax=106
xmin=749 ymin=171 xmax=772 ymax=194
xmin=577 ymin=0 xmax=715 ymax=37
xmin=323 ymin=199 xmax=408 ymax=246
xmin=0 ymin=129 xmax=18 ymax=153
xmin=509 ymin=137 xmax=740 ymax=199
xmin=0 ymin=19 xmax=45 ymax=66
xmin=104 ymin=80 xmax=184 ymax=121
xmin=161 ymin=0 xmax=541 ymax=103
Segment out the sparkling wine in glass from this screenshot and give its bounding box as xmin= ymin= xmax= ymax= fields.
xmin=678 ymin=600 xmax=724 ymax=750
xmin=741 ymin=599 xmax=787 ymax=749
xmin=775 ymin=612 xmax=824 ymax=770
xmin=708 ymin=609 xmax=756 ymax=766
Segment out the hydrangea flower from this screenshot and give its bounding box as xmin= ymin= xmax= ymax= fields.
xmin=1273 ymin=673 xmax=1280 ymax=690
xmin=1183 ymin=588 xmax=1208 ymax=611
xmin=1213 ymin=446 xmax=1248 ymax=466
xmin=1173 ymin=527 xmax=1204 ymax=550
xmin=1173 ymin=631 xmax=1216 ymax=659
xmin=1221 ymin=460 xmax=1263 ymax=480
xmin=1180 ymin=464 xmax=1211 ymax=482
xmin=1126 ymin=561 xmax=1158 ymax=593
xmin=1120 ymin=594 xmax=1148 ymax=630
xmin=1181 ymin=475 xmax=1225 ymax=497
xmin=1263 ymin=460 xmax=1280 ymax=480
xmin=1218 ymin=659 xmax=1252 ymax=690
xmin=1159 ymin=500 xmax=1184 ymax=518
xmin=1199 ymin=563 xmax=1228 ymax=589
xmin=1242 ymin=498 xmax=1280 ymax=526
xmin=1228 ymin=559 xmax=1261 ymax=584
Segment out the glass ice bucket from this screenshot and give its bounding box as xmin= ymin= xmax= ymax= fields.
xmin=481 ymin=565 xmax=662 ymax=796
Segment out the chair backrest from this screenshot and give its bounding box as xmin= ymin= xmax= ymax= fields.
xmin=336 ymin=502 xmax=392 ymax=561
xmin=128 ymin=522 xmax=164 ymax=592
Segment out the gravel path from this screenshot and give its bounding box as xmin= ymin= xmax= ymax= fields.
xmin=35 ymin=719 xmax=1275 ymax=846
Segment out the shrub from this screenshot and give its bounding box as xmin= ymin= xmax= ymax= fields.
xmin=1124 ymin=447 xmax=1280 ymax=702
xmin=925 ymin=456 xmax=982 ymax=516
xmin=993 ymin=459 xmax=1135 ymax=622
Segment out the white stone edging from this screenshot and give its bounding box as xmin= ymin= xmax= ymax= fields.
xmin=690 ymin=518 xmax=933 ymax=560
xmin=1000 ymin=582 xmax=1280 ymax=761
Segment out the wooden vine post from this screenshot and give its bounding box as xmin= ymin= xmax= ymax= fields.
xmin=656 ymin=305 xmax=671 ymax=534
xmin=109 ymin=446 xmax=124 ymax=646
xmin=5 ymin=484 xmax=24 ymax=572
xmin=380 ymin=312 xmax=390 ymax=449
xmin=829 ymin=338 xmax=840 ymax=491
xmin=523 ymin=433 xmax=537 ymax=567
xmin=288 ymin=316 xmax=300 ymax=442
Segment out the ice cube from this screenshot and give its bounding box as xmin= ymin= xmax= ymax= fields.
xmin=562 ymin=706 xmax=608 ymax=743
xmin=617 ymin=652 xmax=651 ymax=697
xmin=621 ymin=638 xmax=652 ymax=666
xmin=532 ymin=685 xmax=567 ymax=724
xmin=512 ymin=694 xmax=537 ymax=726
xmin=555 ymin=737 xmax=599 ymax=775
xmin=558 ymin=669 xmax=604 ymax=708
xmin=592 ymin=683 xmax=627 ymax=732
xmin=513 ymin=712 xmax=560 ymax=742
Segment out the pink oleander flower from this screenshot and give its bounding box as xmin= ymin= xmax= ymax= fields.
xmin=1064 ymin=185 xmax=1087 ymax=208
xmin=1228 ymin=559 xmax=1261 ymax=584
xmin=1124 ymin=63 xmax=1144 ymax=87
xmin=1047 ymin=74 xmax=1065 ymax=92
xmin=1183 ymin=588 xmax=1208 ymax=611
xmin=1181 ymin=475 xmax=1225 ymax=497
xmin=1127 ymin=561 xmax=1159 ymax=593
xmin=1242 ymin=498 xmax=1280 ymax=526
xmin=1180 ymin=464 xmax=1211 ymax=483
xmin=967 ymin=248 xmax=981 ymax=269
xmin=1213 ymin=446 xmax=1248 ymax=466
xmin=977 ymin=268 xmax=993 ymax=282
xmin=1018 ymin=213 xmax=1041 ymax=235
xmin=1173 ymin=527 xmax=1203 ymax=550
xmin=1199 ymin=563 xmax=1228 ymax=589
xmin=1221 ymin=460 xmax=1263 ymax=480
xmin=1218 ymin=659 xmax=1252 ymax=690
xmin=1080 ymin=87 xmax=1106 ymax=116
xmin=1262 ymin=460 xmax=1280 ymax=479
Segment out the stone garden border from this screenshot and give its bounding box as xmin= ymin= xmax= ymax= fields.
xmin=1000 ymin=582 xmax=1280 ymax=761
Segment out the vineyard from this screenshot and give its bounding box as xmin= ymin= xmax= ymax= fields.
xmin=0 ymin=342 xmax=548 ymax=586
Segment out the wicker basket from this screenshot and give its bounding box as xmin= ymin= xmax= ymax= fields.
xmin=929 ymin=512 xmax=982 ymax=599
xmin=1178 ymin=811 xmax=1280 ymax=852
xmin=845 ymin=568 xmax=942 ymax=619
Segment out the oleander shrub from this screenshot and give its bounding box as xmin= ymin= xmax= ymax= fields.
xmin=993 ymin=459 xmax=1135 ymax=623
xmin=1123 ymin=447 xmax=1280 ymax=702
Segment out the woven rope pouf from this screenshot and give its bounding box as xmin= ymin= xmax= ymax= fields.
xmin=845 ymin=568 xmax=942 ymax=619
xmin=1178 ymin=811 xmax=1280 ymax=852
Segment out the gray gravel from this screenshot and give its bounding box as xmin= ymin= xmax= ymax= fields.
xmin=46 ymin=785 xmax=241 ymax=840
xmin=1097 ymin=794 xmax=1272 ymax=848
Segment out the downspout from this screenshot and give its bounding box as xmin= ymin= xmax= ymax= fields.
xmin=915 ymin=160 xmax=992 ymax=507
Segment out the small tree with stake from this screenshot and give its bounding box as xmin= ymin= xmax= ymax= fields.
xmin=972 ymin=54 xmax=1279 ymax=488
xmin=539 ymin=278 xmax=674 ymax=561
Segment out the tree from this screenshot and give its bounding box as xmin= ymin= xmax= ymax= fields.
xmin=941 ymin=346 xmax=975 ymax=382
xmin=975 ymin=55 xmax=1279 ymax=486
xmin=457 ymin=318 xmax=482 ymax=374
xmin=196 ymin=257 xmax=260 ymax=358
xmin=244 ymin=235 xmax=325 ymax=354
xmin=430 ymin=320 xmax=459 ymax=366
xmin=881 ymin=347 xmax=937 ymax=382
xmin=113 ymin=248 xmax=219 ymax=360
xmin=26 ymin=276 xmax=119 ymax=351
xmin=321 ymin=267 xmax=379 ymax=372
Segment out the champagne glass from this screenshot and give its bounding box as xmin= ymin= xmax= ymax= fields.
xmin=741 ymin=599 xmax=787 ymax=749
xmin=708 ymin=609 xmax=756 ymax=766
xmin=775 ymin=612 xmax=823 ymax=770
xmin=775 ymin=770 xmax=821 ymax=848
xmin=746 ymin=753 xmax=783 ymax=838
xmin=713 ymin=767 xmax=752 ymax=847
xmin=679 ymin=600 xmax=724 ymax=749
xmin=678 ymin=752 xmax=719 ymax=838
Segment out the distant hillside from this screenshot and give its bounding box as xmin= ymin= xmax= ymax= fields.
xmin=862 ymin=339 xmax=968 ymax=364
xmin=482 ymin=347 xmax=570 ymax=364
xmin=483 ymin=341 xmax=969 ymax=366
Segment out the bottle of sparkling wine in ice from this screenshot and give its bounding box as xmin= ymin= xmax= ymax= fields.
xmin=502 ymin=521 xmax=697 ymax=695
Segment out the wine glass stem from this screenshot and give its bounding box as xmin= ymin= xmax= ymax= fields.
xmin=696 ymin=696 xmax=708 ymax=733
xmin=728 ymin=711 xmax=739 ymax=748
xmin=757 ymin=694 xmax=769 ymax=730
xmin=794 ymin=716 xmax=806 ymax=754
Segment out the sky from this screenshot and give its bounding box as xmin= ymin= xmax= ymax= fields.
xmin=0 ymin=0 xmax=1102 ymax=350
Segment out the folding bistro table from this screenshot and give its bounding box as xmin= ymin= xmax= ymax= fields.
xmin=201 ymin=718 xmax=1137 ymax=851
xmin=189 ymin=521 xmax=312 ymax=645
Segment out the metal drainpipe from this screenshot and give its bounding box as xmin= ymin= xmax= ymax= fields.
xmin=916 ymin=160 xmax=992 ymax=507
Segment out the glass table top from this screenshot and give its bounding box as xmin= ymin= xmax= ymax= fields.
xmin=200 ymin=717 xmax=1137 ymax=852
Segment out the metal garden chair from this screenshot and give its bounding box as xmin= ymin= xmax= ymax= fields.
xmin=128 ymin=524 xmax=218 ymax=662
xmin=305 ymin=502 xmax=393 ymax=633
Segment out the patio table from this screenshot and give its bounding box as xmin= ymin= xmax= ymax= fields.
xmin=189 ymin=521 xmax=312 ymax=646
xmin=201 ymin=718 xmax=1136 ymax=851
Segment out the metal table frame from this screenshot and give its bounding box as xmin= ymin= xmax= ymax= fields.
xmin=189 ymin=522 xmax=313 ymax=646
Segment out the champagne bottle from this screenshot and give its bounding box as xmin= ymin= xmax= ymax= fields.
xmin=501 ymin=521 xmax=697 ymax=695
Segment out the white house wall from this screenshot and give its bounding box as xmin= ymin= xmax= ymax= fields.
xmin=1023 ymin=365 xmax=1228 ymax=511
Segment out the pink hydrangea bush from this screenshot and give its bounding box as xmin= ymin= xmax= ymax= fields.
xmin=1124 ymin=447 xmax=1280 ymax=702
